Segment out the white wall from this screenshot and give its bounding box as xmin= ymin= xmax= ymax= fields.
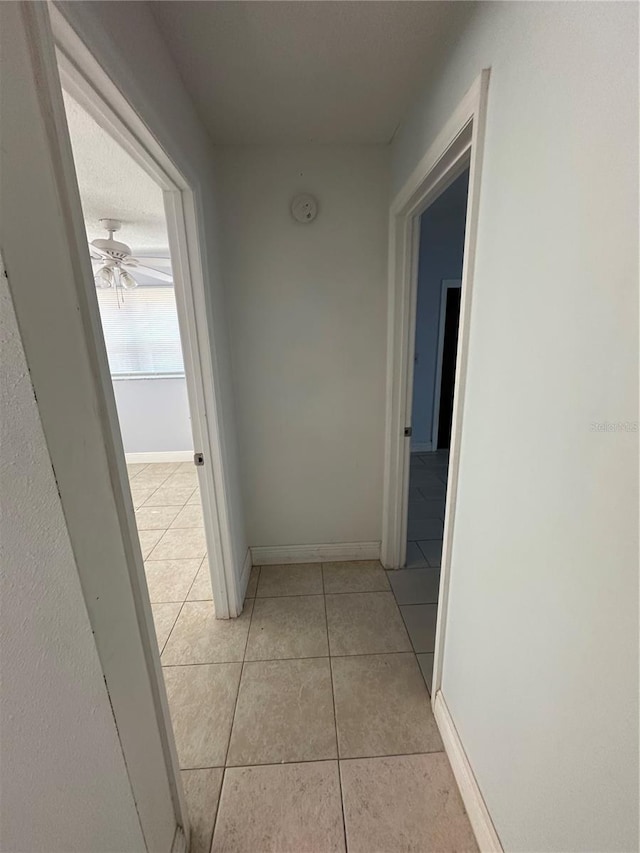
xmin=60 ymin=0 xmax=247 ymax=575
xmin=216 ymin=147 xmax=389 ymax=547
xmin=393 ymin=3 xmax=639 ymax=851
xmin=0 ymin=273 xmax=145 ymax=853
xmin=114 ymin=377 xmax=192 ymax=454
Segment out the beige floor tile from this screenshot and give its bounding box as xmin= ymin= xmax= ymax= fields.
xmin=143 ymin=484 xmax=196 ymax=507
xmin=145 ymin=559 xmax=201 ymax=604
xmin=181 ymin=768 xmax=224 ymax=853
xmin=212 ymin=762 xmax=345 ymax=853
xmin=171 ymin=503 xmax=204 ymax=528
xmin=130 ymin=485 xmax=157 ymax=509
xmin=164 ymin=472 xmax=199 ymax=491
xmin=138 ymin=529 xmax=164 ymax=559
xmin=163 ymin=663 xmax=241 ymax=769
xmin=340 ymin=753 xmax=478 ymax=853
xmin=135 ymin=505 xmax=181 ymax=530
xmin=322 ymin=560 xmax=390 ymax=594
xmin=162 ymin=600 xmax=253 ymax=665
xmin=245 ymin=565 xmax=260 ymax=598
xmin=187 ymin=558 xmax=213 ymax=601
xmin=227 ymin=658 xmax=337 ymax=766
xmin=331 ymin=653 xmax=442 ymax=758
xmin=187 ymin=489 xmax=201 ymax=505
xmin=145 ymin=462 xmax=181 ymax=476
xmin=245 ymin=595 xmax=328 ymax=660
xmin=256 ymin=563 xmax=323 ymax=597
xmin=325 ymin=592 xmax=412 ymax=655
xmin=127 ymin=463 xmax=148 ymax=479
xmin=131 ymin=468 xmax=174 ymax=489
xmin=151 ymin=602 xmax=182 ymax=653
xmin=148 ymin=527 xmax=207 ymax=561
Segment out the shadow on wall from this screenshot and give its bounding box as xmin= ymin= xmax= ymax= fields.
xmin=411 ymin=169 xmax=469 ymax=450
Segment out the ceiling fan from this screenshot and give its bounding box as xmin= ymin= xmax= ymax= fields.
xmin=89 ymin=219 xmax=172 ymax=289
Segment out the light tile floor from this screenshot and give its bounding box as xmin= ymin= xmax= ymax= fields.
xmin=127 ymin=462 xmax=476 ymax=853
xmin=402 ymin=450 xmax=450 ymax=694
xmin=406 ymin=450 xmax=449 ymax=568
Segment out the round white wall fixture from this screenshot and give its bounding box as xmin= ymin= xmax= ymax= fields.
xmin=291 ymin=194 xmax=318 ymax=223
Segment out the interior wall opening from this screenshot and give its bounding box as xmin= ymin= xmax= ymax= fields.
xmin=405 ymin=167 xmax=470 ymax=693
xmin=60 ymin=84 xmax=221 ymax=755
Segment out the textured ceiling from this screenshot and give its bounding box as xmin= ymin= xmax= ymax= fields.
xmin=150 ymin=1 xmax=475 ymax=145
xmin=63 ymin=90 xmax=170 ymax=255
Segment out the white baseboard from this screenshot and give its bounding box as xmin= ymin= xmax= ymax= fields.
xmin=125 ymin=450 xmax=193 ymax=464
xmin=433 ymin=691 xmax=502 ymax=852
xmin=250 ymin=541 xmax=381 ymax=565
xmin=411 ymin=442 xmax=433 ymax=453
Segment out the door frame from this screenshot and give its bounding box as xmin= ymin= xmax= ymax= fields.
xmin=32 ymin=1 xmax=244 ymax=847
xmin=51 ymin=7 xmax=239 ymax=622
xmin=431 ymin=279 xmax=463 ymax=450
xmin=381 ymin=70 xmax=490 ymax=701
xmin=49 ymin=5 xmax=243 ymax=841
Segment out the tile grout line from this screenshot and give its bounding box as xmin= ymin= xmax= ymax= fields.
xmin=141 ymin=476 xmax=203 ymax=654
xmin=159 ymin=647 xmax=420 ymax=667
xmin=181 ymin=552 xmax=209 ymax=604
xmin=254 ymin=588 xmax=397 ymax=600
xmin=132 ymin=469 xmax=176 ymax=506
xmin=158 ymin=576 xmax=190 ymax=658
xmin=388 ymin=576 xmax=436 ymax=688
xmin=126 ymin=462 xmax=149 ymax=481
xmin=179 ymin=745 xmax=446 ymax=774
xmin=221 ymin=568 xmax=259 ymax=767
xmin=210 ymin=567 xmax=261 ymax=848
xmin=322 ymin=562 xmax=349 ymax=852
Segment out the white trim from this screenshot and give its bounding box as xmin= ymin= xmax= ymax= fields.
xmin=251 ymin=541 xmax=381 ymax=565
xmin=410 ymin=442 xmax=433 ymax=453
xmin=433 ymin=692 xmax=503 ymax=852
xmin=431 ymin=279 xmax=462 ymax=450
xmin=381 ymin=70 xmax=490 ymax=710
xmin=125 ymin=451 xmax=193 ymax=464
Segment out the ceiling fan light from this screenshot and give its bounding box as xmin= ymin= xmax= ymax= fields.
xmin=94 ymin=265 xmax=114 ymax=288
xmin=119 ymin=269 xmax=138 ymax=290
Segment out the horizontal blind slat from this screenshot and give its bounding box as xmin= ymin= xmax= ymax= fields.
xmin=96 ymin=285 xmax=185 ymax=376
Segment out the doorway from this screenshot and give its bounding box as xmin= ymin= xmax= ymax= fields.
xmin=50 ymin=21 xmax=244 ymax=848
xmin=61 ymin=89 xmax=215 ymax=648
xmin=433 ymin=281 xmax=463 ymax=451
xmin=381 ymin=69 xmax=490 ymax=705
xmin=402 ymin=170 xmax=469 ymax=693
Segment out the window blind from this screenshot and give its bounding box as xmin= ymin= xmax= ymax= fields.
xmin=96 ymin=284 xmax=185 ymax=377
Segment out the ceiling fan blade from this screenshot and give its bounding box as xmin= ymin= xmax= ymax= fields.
xmin=89 ymin=246 xmax=109 ymax=261
xmin=131 ymin=263 xmax=173 ymax=283
xmin=134 ymin=255 xmax=171 ymax=265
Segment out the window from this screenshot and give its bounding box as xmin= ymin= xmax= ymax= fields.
xmin=96 ymin=284 xmax=185 ymax=378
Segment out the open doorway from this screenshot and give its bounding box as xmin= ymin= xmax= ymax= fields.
xmin=381 ymin=70 xmax=489 ymax=710
xmin=61 ymin=89 xmax=215 ymax=651
xmin=403 ymin=169 xmax=469 ymax=693
xmin=57 ymin=75 xmax=256 ymax=849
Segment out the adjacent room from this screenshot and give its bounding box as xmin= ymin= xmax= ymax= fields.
xmin=398 ymin=168 xmax=470 ymax=691
xmin=62 ymin=91 xmax=215 ymax=655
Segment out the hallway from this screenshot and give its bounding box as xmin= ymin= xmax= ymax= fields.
xmin=128 ymin=463 xmax=476 ymax=852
